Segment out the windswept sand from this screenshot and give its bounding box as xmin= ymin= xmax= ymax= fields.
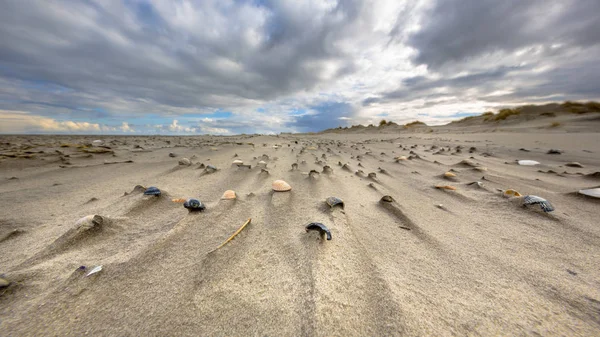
xmin=1 ymin=129 xmax=600 ymax=336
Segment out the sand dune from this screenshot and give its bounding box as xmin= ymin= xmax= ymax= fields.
xmin=1 ymin=126 xmax=600 ymax=335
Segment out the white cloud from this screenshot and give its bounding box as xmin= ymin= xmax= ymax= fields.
xmin=120 ymin=122 xmax=134 ymax=132
xmin=0 ymin=110 xmax=102 ymax=133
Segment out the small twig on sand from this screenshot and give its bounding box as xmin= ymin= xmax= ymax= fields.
xmin=216 ymin=218 xmax=252 ymax=249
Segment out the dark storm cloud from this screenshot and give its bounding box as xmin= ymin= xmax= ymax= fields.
xmin=364 ymin=66 xmax=525 ymax=104
xmin=407 ymin=0 xmax=600 ymax=69
xmin=363 ymin=0 xmax=600 ymax=109
xmin=0 ymin=0 xmax=368 ymax=114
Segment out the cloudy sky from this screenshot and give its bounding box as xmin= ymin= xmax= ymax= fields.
xmin=1 ymin=0 xmax=599 ymax=135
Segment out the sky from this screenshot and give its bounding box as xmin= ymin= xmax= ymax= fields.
xmin=1 ymin=0 xmax=599 ymax=135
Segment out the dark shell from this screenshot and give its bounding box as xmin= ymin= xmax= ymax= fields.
xmin=326 ymin=196 xmax=344 ymax=209
xmin=381 ymin=195 xmax=394 ymax=202
xmin=184 ymin=198 xmax=206 ymax=211
xmin=305 ymin=222 xmax=332 ymax=240
xmin=144 ymin=186 xmax=161 ymax=196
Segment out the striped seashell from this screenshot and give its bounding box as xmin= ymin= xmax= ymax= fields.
xmin=523 ymin=195 xmax=554 ymax=212
xmin=272 ymin=180 xmax=292 ymax=192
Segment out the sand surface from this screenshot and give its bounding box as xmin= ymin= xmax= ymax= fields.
xmin=1 ymin=129 xmax=600 ymax=336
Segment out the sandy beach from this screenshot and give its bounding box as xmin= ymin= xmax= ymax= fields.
xmin=1 ymin=114 xmax=600 ymax=336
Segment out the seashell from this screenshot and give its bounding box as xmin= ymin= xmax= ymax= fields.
xmin=291 ymin=163 xmax=298 ymax=170
xmin=221 ymin=190 xmax=236 ymax=200
xmin=381 ymin=195 xmax=394 ymax=202
xmin=86 ymin=265 xmax=103 ymax=277
xmin=232 ymin=159 xmax=244 ymax=165
xmin=458 ymin=159 xmax=477 ymax=167
xmin=326 ymin=196 xmax=344 ymax=209
xmin=258 ymin=160 xmax=267 ymax=167
xmin=444 ymin=172 xmax=456 ymax=177
xmin=566 ymin=162 xmax=583 ymax=168
xmin=322 ymin=165 xmax=332 ymax=174
xmin=395 ymin=156 xmax=408 ymax=161
xmin=308 ymin=170 xmax=320 ymax=178
xmin=435 ymin=185 xmax=457 ymax=190
xmin=144 ymin=186 xmax=161 ymax=196
xmin=184 ymin=198 xmax=206 ymax=211
xmin=76 ymin=215 xmax=103 ymax=229
xmin=467 ymin=181 xmax=484 ymax=188
xmin=355 ymin=170 xmax=364 ymax=176
xmin=523 ymin=195 xmax=554 ymax=212
xmin=272 ymin=180 xmax=292 ymax=192
xmin=578 ymin=188 xmax=600 ymax=198
xmin=0 ymin=277 xmax=10 ymax=288
xmin=205 ymin=164 xmax=217 ymax=173
xmin=179 ymin=158 xmax=191 ymax=166
xmin=92 ymin=140 xmax=104 ymax=146
xmin=172 ymin=198 xmax=186 ymax=203
xmin=368 ymin=172 xmax=377 ymax=179
xmin=518 ymin=160 xmax=540 ymax=166
xmin=305 ymin=222 xmax=332 ymax=240
xmin=504 ymin=189 xmax=522 ymax=197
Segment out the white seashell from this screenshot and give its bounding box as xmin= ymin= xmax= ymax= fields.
xmin=86 ymin=265 xmax=103 ymax=277
xmin=578 ymin=188 xmax=600 ymax=198
xmin=518 ymin=160 xmax=540 ymax=166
